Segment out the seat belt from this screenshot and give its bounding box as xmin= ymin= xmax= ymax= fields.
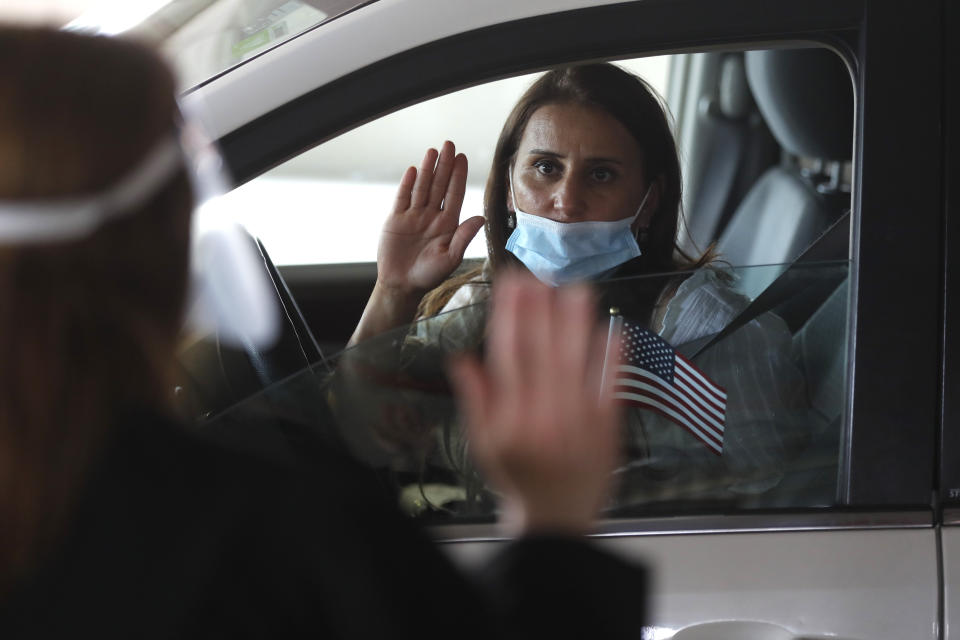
xmin=687 ymin=211 xmax=850 ymax=358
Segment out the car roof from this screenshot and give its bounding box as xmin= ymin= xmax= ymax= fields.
xmin=181 ymin=0 xmax=630 ymax=141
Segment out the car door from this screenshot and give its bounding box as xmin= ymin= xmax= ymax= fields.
xmin=939 ymin=0 xmax=960 ymax=638
xmin=178 ymin=1 xmax=944 ymax=638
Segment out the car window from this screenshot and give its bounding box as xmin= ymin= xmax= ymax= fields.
xmin=200 ymin=259 xmax=849 ymax=519
xmin=190 ymin=45 xmax=854 ymax=522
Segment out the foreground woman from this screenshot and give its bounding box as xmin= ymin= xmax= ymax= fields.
xmin=0 ymin=27 xmax=644 ymax=638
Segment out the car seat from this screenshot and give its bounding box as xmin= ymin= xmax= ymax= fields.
xmin=716 ymin=47 xmax=853 ymax=300
xmin=683 ymin=52 xmax=780 ymax=252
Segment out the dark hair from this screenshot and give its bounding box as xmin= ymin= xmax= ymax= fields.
xmin=0 ymin=27 xmax=192 ymax=589
xmin=420 ymin=62 xmax=709 ymax=316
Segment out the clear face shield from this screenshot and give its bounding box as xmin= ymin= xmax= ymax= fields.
xmin=0 ymin=105 xmax=280 ymax=350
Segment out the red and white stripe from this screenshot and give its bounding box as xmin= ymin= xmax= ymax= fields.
xmin=614 ymin=355 xmax=727 ymax=455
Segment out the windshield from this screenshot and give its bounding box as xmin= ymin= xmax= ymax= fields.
xmin=67 ymin=0 xmax=378 ymax=89
xmin=180 ymin=261 xmax=850 ymax=522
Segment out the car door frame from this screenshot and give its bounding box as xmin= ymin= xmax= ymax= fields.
xmin=189 ymin=0 xmax=948 ymax=637
xmin=200 ymin=0 xmax=942 ymax=510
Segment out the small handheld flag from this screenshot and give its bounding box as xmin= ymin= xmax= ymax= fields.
xmin=605 ymin=314 xmax=727 ymax=455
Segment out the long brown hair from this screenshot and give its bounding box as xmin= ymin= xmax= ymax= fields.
xmin=420 ymin=62 xmax=711 ymax=316
xmin=0 ymin=28 xmax=192 ymax=589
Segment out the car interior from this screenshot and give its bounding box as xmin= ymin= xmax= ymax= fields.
xmin=172 ymin=43 xmax=855 ymax=518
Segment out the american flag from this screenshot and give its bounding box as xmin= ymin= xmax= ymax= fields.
xmin=606 ymin=316 xmax=727 ymax=455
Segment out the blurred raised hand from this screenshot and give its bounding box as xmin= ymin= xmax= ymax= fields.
xmin=449 ymin=273 xmax=623 ymax=536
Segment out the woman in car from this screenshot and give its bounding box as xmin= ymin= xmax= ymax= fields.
xmin=347 ymin=63 xmax=810 ymax=510
xmin=0 ymin=27 xmax=645 ymax=637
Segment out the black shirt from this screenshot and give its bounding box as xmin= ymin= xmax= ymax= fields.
xmin=2 ymin=411 xmax=646 ymax=639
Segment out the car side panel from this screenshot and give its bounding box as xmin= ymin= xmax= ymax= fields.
xmin=943 ymin=526 xmax=960 ymax=640
xmin=446 ymin=528 xmax=938 ymax=640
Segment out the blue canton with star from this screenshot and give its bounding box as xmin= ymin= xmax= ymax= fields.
xmin=620 ymin=321 xmax=676 ymax=383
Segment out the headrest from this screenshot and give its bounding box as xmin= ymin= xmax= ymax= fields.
xmin=718 ymin=55 xmax=752 ymax=119
xmin=745 ymin=48 xmax=853 ymax=161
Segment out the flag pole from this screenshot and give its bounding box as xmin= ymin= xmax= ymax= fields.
xmin=600 ymin=306 xmax=623 ymax=398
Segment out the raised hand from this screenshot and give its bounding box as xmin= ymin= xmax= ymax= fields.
xmin=349 ymin=141 xmax=485 ymax=346
xmin=448 ymin=273 xmax=623 ymax=536
xmin=377 ymin=141 xmax=485 ymax=297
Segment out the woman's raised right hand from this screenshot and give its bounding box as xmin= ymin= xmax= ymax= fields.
xmin=376 ymin=140 xmax=485 ymax=298
xmin=347 ymin=141 xmax=485 ymax=346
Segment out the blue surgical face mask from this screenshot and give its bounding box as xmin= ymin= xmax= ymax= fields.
xmin=504 ymin=171 xmax=654 ymax=287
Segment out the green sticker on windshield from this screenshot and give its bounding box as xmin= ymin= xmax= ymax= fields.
xmin=232 ymin=30 xmax=271 ymax=57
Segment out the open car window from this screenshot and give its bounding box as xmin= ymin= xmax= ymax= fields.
xmin=218 ymin=56 xmax=670 ymax=266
